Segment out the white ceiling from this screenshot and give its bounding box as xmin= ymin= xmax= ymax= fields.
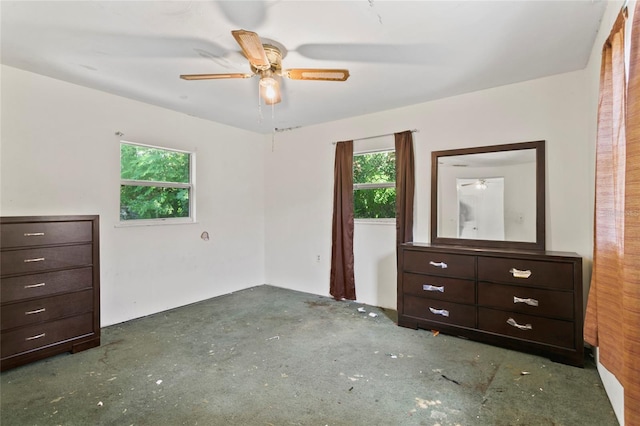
xmin=1 ymin=1 xmax=607 ymax=134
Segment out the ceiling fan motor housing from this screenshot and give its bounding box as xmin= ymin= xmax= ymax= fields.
xmin=251 ymin=44 xmax=283 ymax=75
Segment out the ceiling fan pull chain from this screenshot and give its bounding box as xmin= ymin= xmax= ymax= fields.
xmin=257 ymin=88 xmax=264 ymax=123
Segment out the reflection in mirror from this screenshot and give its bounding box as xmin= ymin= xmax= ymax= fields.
xmin=456 ymin=177 xmax=505 ymax=240
xmin=431 ymin=141 xmax=545 ymax=251
xmin=439 ymin=149 xmax=536 ymax=242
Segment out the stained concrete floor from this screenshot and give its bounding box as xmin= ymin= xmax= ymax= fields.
xmin=1 ymin=285 xmax=617 ymax=426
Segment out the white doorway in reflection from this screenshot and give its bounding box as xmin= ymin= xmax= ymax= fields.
xmin=457 ymin=177 xmax=505 ymax=240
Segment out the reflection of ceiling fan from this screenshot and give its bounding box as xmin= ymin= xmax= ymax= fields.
xmin=460 ymin=179 xmax=489 ymax=189
xmin=180 ymin=30 xmax=350 ymax=105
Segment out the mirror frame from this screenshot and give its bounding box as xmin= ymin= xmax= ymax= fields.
xmin=430 ymin=140 xmax=546 ymax=251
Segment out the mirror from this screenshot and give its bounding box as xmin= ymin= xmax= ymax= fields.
xmin=431 ymin=140 xmax=545 ymax=251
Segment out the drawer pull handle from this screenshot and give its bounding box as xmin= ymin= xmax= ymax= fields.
xmin=24 ymin=282 xmax=46 ymax=289
xmin=507 ymin=317 xmax=532 ymax=330
xmin=25 ymin=308 xmax=46 ymax=315
xmin=24 ymin=257 xmax=45 ymax=263
xmin=25 ymin=333 xmax=46 ymax=341
xmin=429 ymin=307 xmax=450 ymax=317
xmin=24 ymin=232 xmax=45 ymax=237
xmin=423 ymin=284 xmax=445 ymax=293
xmin=429 ymin=261 xmax=448 ymax=269
xmin=509 ymin=268 xmax=532 ymax=279
xmin=514 ymin=296 xmax=539 ymax=307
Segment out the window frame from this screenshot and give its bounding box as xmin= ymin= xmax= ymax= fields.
xmin=119 ymin=140 xmax=196 ymax=226
xmin=353 ymin=148 xmax=396 ymax=223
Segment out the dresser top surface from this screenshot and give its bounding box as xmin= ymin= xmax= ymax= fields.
xmin=401 ymin=242 xmax=581 ymax=260
xmin=1 ymin=215 xmax=98 ymax=224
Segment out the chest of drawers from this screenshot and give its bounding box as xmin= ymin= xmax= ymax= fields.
xmin=397 ymin=243 xmax=583 ymax=367
xmin=1 ymin=216 xmax=100 ymax=371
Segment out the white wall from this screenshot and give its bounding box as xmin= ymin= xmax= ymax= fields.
xmin=0 ymin=65 xmax=266 ymax=326
xmin=264 ymin=69 xmax=592 ymax=312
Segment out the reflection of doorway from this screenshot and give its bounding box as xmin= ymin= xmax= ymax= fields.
xmin=457 ymin=177 xmax=505 ymax=240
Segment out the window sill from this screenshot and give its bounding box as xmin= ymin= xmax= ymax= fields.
xmin=354 ymin=218 xmax=396 ymax=225
xmin=115 ymin=218 xmax=197 ymax=228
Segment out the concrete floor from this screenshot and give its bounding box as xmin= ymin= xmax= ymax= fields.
xmin=1 ymin=285 xmax=617 ymax=425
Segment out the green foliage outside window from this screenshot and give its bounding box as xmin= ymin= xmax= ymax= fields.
xmin=353 ymin=151 xmax=396 ymax=219
xmin=120 ymin=144 xmax=191 ymax=221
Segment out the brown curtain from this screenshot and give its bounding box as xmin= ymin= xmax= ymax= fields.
xmin=622 ymin=3 xmax=640 ymax=423
xmin=584 ymin=5 xmax=640 ymax=424
xmin=395 ymin=131 xmax=415 ymax=245
xmin=584 ymin=6 xmax=627 ymax=366
xmin=330 ymin=141 xmax=356 ymax=300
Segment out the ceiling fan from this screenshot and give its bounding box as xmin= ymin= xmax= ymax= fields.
xmin=180 ymin=30 xmax=350 ymax=105
xmin=459 ymin=179 xmax=491 ymax=189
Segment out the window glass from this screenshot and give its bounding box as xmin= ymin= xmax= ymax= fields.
xmin=121 ymin=144 xmax=190 ymax=183
xmin=353 ymin=151 xmax=396 ymax=219
xmin=120 ymin=142 xmax=193 ymax=222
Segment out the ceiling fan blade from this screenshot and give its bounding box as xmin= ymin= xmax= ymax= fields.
xmin=284 ymin=68 xmax=350 ymax=81
xmin=231 ymin=29 xmax=270 ymax=69
xmin=180 ymin=73 xmax=253 ymax=80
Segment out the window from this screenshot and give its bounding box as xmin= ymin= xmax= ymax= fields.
xmin=120 ymin=142 xmax=194 ymax=223
xmin=353 ymin=150 xmax=396 ymax=219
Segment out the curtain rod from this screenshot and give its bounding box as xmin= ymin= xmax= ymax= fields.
xmin=332 ymin=129 xmax=419 ymax=144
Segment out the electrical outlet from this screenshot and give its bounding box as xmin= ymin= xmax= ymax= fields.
xmin=316 ymin=255 xmax=321 ymax=262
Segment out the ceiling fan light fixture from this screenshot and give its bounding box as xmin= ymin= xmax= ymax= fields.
xmin=259 ymin=75 xmax=280 ymax=105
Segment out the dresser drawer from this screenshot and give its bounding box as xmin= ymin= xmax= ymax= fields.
xmin=1 ymin=221 xmax=92 ymax=249
xmin=1 ymin=244 xmax=92 ymax=276
xmin=478 ymin=308 xmax=574 ymax=349
xmin=403 ymin=250 xmax=475 ymax=279
xmin=1 ymin=268 xmax=93 ymax=303
xmin=478 ymin=282 xmax=573 ymax=319
xmin=477 ymin=257 xmax=574 ymax=290
xmin=403 ymin=273 xmax=475 ymax=304
xmin=404 ymin=294 xmax=476 ymax=328
xmin=1 ymin=290 xmax=93 ymax=331
xmin=0 ymin=312 xmax=94 ymax=358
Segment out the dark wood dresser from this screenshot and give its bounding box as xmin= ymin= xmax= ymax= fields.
xmin=398 ymin=243 xmax=584 ymax=367
xmin=1 ymin=215 xmax=100 ymax=371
